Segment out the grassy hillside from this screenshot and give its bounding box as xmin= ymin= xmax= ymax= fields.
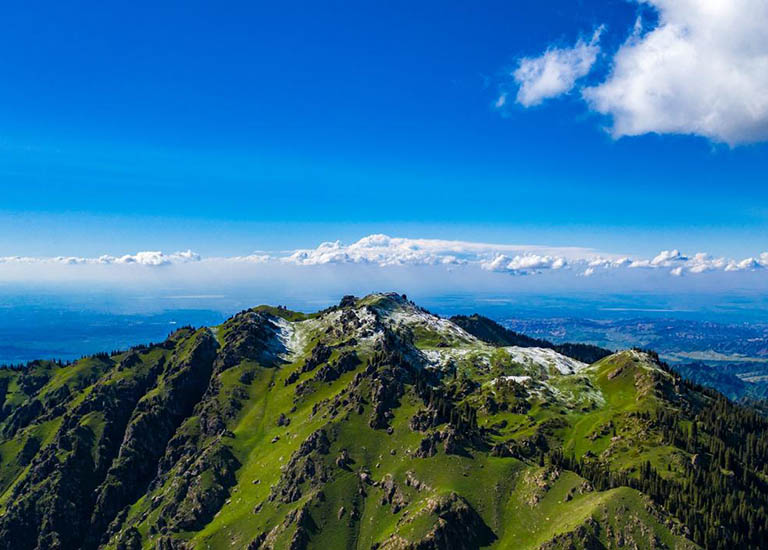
xmin=0 ymin=293 xmax=764 ymax=549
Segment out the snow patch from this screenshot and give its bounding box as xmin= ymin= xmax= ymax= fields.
xmin=273 ymin=317 xmax=306 ymax=361
xmin=504 ymin=346 xmax=587 ymax=374
xmin=386 ymin=308 xmax=480 ymax=346
xmin=491 ymin=375 xmax=532 ymax=385
xmin=422 ymin=347 xmax=491 ymax=370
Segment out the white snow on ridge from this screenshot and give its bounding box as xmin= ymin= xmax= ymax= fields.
xmin=275 ymin=306 xmax=387 ymax=363
xmin=272 ymin=317 xmax=303 ymax=360
xmin=422 ymin=347 xmax=490 ymax=370
xmin=491 ymin=375 xmax=532 ymax=384
xmin=421 ymin=343 xmax=586 ymax=380
xmin=386 ymin=308 xmax=481 ymax=346
xmin=504 ymin=346 xmax=587 ymax=374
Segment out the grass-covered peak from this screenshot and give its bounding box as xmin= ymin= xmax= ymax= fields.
xmin=354 ymin=291 xmax=411 ymax=311
xmin=0 ymin=295 xmax=764 ymax=550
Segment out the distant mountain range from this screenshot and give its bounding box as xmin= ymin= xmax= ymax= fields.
xmin=0 ymin=293 xmax=766 ymax=549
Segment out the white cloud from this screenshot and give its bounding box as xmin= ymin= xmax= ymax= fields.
xmin=0 ymin=250 xmax=202 ymax=267
xmin=687 ymin=253 xmax=723 ymax=273
xmin=284 ymin=234 xmax=598 ymax=267
xmin=583 ymin=0 xmax=768 ymax=145
xmin=229 ymin=253 xmax=272 ymax=263
xmin=0 ymin=237 xmax=766 ymax=284
xmin=0 ymin=256 xmax=40 ymax=264
xmin=628 ymin=249 xmax=686 ymax=269
xmin=651 ymin=249 xmax=687 ymax=266
xmin=52 ymin=256 xmax=88 ymax=265
xmin=504 ymin=1 xmax=768 ymax=144
xmin=511 ymin=27 xmax=603 ymax=107
xmin=622 ymin=248 xmax=768 ymax=276
xmin=483 ymin=253 xmax=568 ymax=274
xmin=103 ymin=250 xmax=201 ymax=266
xmin=725 ymin=257 xmax=763 ymax=272
xmin=589 ymin=257 xmax=631 ymax=268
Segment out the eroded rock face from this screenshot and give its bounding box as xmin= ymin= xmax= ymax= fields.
xmin=301 ymin=344 xmax=333 ymax=376
xmin=378 ymin=493 xmax=496 ymax=550
xmin=295 ymin=351 xmax=362 ymax=398
xmin=0 ymin=355 xmax=165 ymax=550
xmin=377 ymin=474 xmax=408 ymax=513
xmin=270 ymin=429 xmax=331 ymax=504
xmin=368 ymin=365 xmax=406 ymax=430
xmin=414 ymin=432 xmax=439 ymax=458
xmin=163 ymin=443 xmax=240 ymax=532
xmin=88 ymin=330 xmax=219 ymax=546
xmin=216 ymin=311 xmax=287 ymax=370
xmin=409 ymin=408 xmax=444 ymax=432
xmin=490 ymin=432 xmax=547 ymax=460
xmin=539 ymin=518 xmax=603 ymax=550
xmin=247 ymin=503 xmax=318 ymax=550
xmin=0 ymin=330 xmax=221 ymax=550
xmin=1 ymin=398 xmax=43 ymax=438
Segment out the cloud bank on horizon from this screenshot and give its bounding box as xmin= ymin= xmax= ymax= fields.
xmin=2 ymin=235 xmax=767 ymax=286
xmin=501 ymin=0 xmax=768 ymax=145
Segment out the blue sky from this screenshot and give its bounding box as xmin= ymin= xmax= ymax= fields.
xmin=1 ymin=0 xmax=767 ymax=295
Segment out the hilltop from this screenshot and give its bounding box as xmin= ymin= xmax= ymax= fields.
xmin=0 ymin=293 xmax=765 ymax=550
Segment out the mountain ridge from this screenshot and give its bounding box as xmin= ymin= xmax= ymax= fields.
xmin=0 ymin=292 xmax=764 ymax=550
xmin=449 ymin=313 xmax=612 ymax=364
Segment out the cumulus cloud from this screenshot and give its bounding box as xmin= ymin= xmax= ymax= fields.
xmin=0 ymin=237 xmax=766 ymax=283
xmin=628 ymin=249 xmax=688 ymax=268
xmin=582 ymin=257 xmax=632 ymax=275
xmin=505 ymin=1 xmax=768 ymax=144
xmin=482 ymin=253 xmax=567 ymax=275
xmin=583 ymin=0 xmax=768 ymax=144
xmin=283 ymin=234 xmax=597 ymax=267
xmin=651 ymin=249 xmax=687 ymax=266
xmin=510 ymin=27 xmax=603 ymax=107
xmin=98 ymin=250 xmax=201 ymax=266
xmin=623 ymin=248 xmax=768 ymax=276
xmin=0 ymin=250 xmax=201 ymax=267
xmin=279 ymin=236 xmax=768 ymax=279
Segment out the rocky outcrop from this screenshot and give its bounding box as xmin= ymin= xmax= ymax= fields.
xmin=0 ymin=346 xmax=170 ymax=550
xmin=295 ymin=351 xmax=362 ymax=397
xmin=378 ymin=493 xmax=495 ymax=550
xmin=216 ymin=311 xmax=286 ymax=370
xmin=377 ymin=474 xmax=408 ymax=513
xmin=270 ymin=429 xmax=331 ymax=504
xmin=1 ymin=398 xmax=43 ymax=438
xmin=163 ymin=442 xmax=240 ymax=532
xmin=539 ymin=518 xmax=603 ymax=550
xmin=87 ymin=330 xmax=218 ymax=548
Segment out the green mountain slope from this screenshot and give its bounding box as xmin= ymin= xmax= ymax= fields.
xmin=0 ymin=293 xmax=765 ymax=550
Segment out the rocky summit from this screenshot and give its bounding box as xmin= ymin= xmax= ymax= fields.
xmin=0 ymin=293 xmax=766 ymax=550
